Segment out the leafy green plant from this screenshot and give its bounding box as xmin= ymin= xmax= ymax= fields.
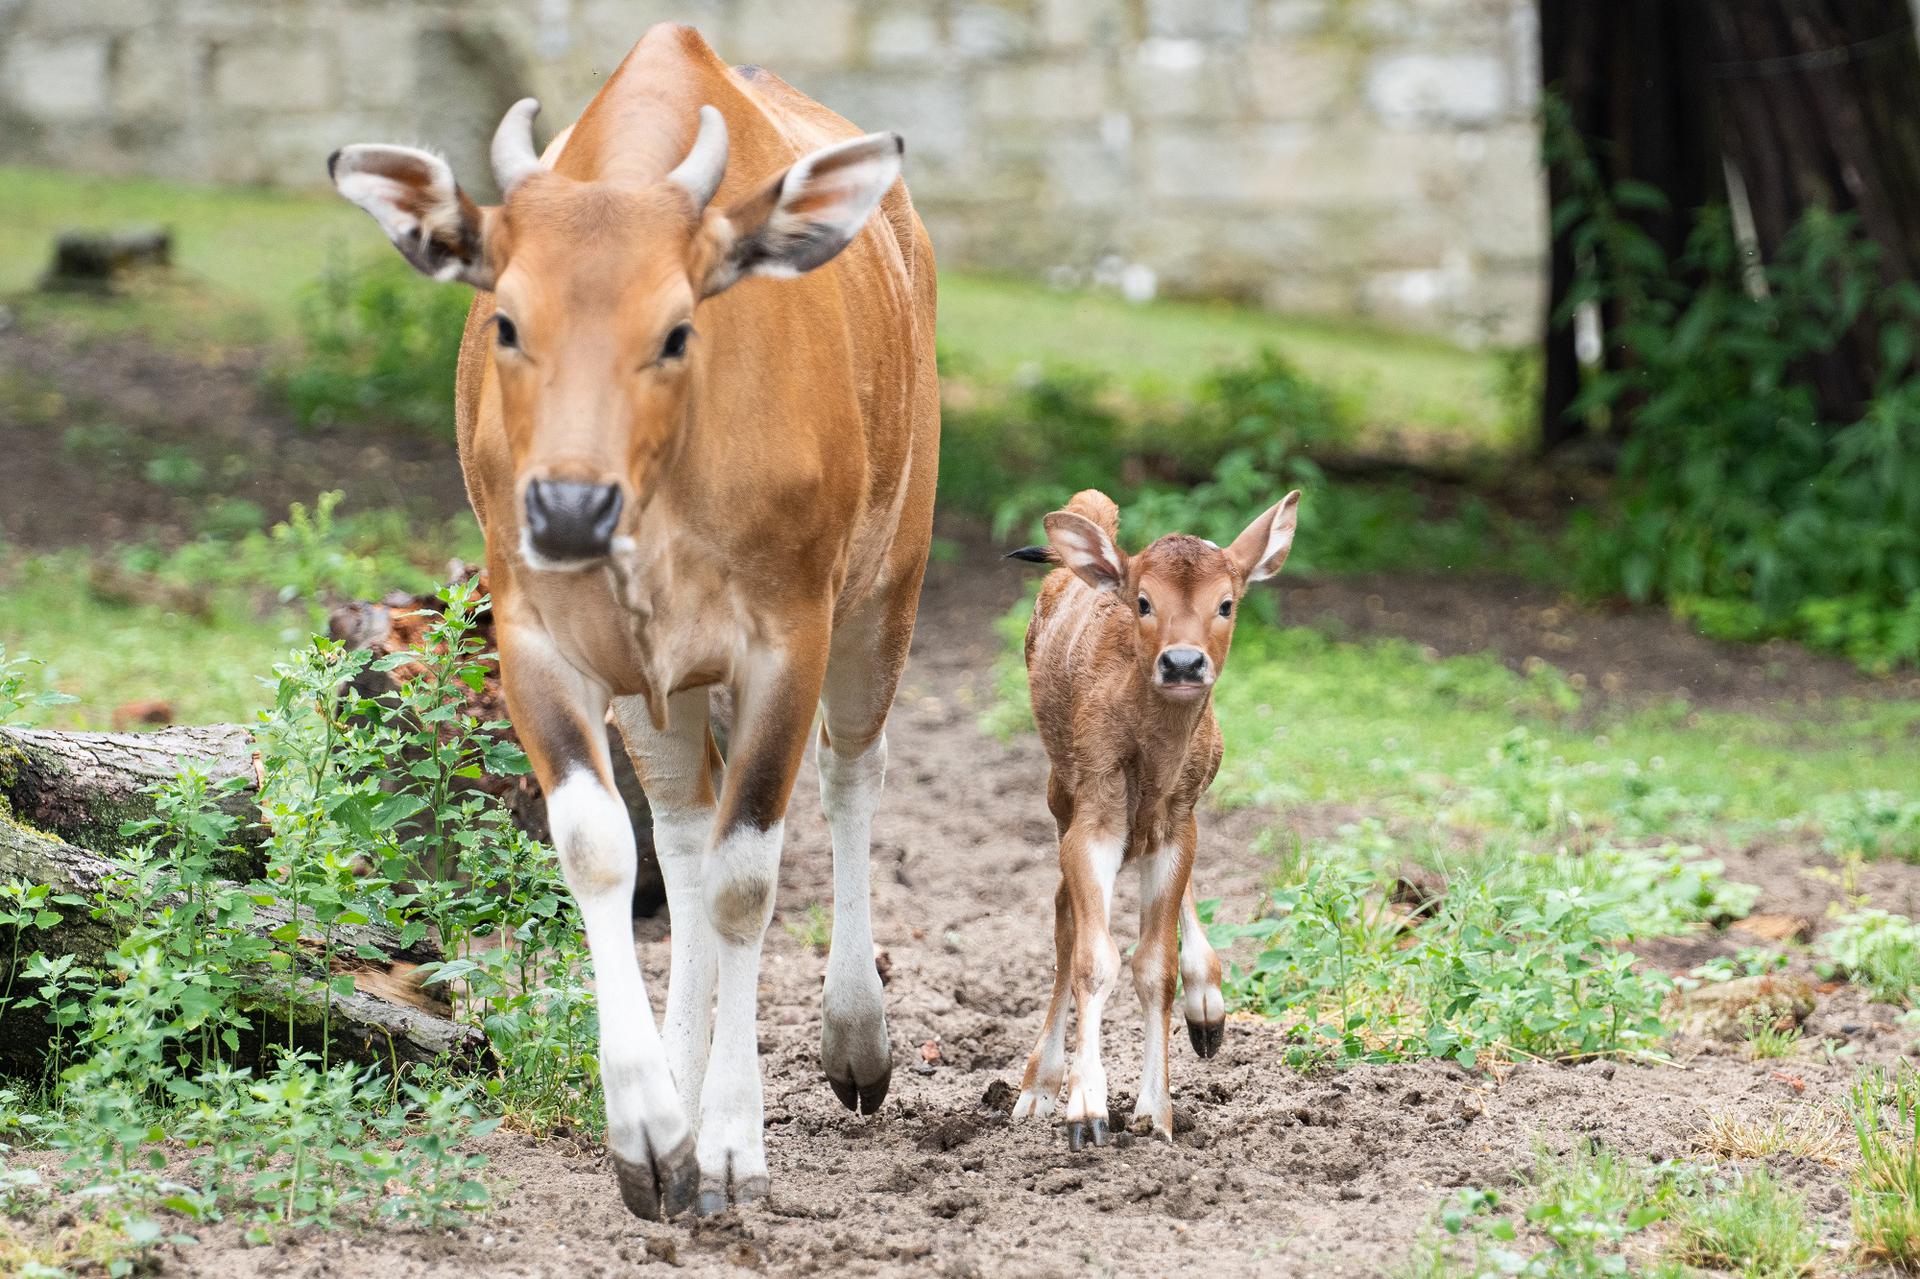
xmin=275 ymin=256 xmax=471 ymax=434
xmin=1817 ymin=909 xmax=1920 ymax=1005
xmin=0 ymin=645 xmax=76 ymax=725
xmin=1817 ymin=789 xmax=1920 ymax=862
xmin=1553 ymin=109 xmax=1920 ymax=672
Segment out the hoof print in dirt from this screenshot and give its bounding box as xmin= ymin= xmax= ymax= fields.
xmin=1187 ymin=1017 xmax=1226 ymax=1059
xmin=613 ymin=1141 xmax=700 ymax=1221
xmin=1066 ymin=1116 xmax=1110 ymax=1151
xmin=827 ymin=1066 xmax=892 ymax=1115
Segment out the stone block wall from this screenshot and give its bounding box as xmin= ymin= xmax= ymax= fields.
xmin=0 ymin=0 xmax=1549 ymax=343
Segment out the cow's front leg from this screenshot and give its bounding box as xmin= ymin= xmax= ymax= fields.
xmin=1180 ymin=880 xmax=1226 ymax=1059
xmin=502 ymin=628 xmax=695 ymax=1219
xmin=613 ymin=687 xmax=722 ymax=1125
xmin=695 ymin=641 xmax=827 ymax=1213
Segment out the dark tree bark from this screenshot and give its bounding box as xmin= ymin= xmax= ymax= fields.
xmin=1703 ymin=0 xmax=1920 ymax=419
xmin=0 ymin=821 xmax=480 ymax=1075
xmin=1537 ymin=0 xmax=1723 ymax=454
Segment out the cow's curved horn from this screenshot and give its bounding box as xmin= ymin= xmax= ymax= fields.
xmin=491 ymin=97 xmax=542 ymax=195
xmin=667 ymin=105 xmax=728 ymax=212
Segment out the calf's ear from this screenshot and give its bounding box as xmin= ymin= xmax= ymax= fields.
xmin=328 ymin=144 xmax=496 ymax=288
xmin=1227 ymin=491 xmax=1301 ymax=582
xmin=1043 ymin=511 xmax=1127 ymax=594
xmin=699 ymin=131 xmax=904 ymax=296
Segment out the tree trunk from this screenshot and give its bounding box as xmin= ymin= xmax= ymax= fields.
xmin=1703 ymin=0 xmax=1920 ymax=418
xmin=0 ymin=724 xmax=262 ymax=874
xmin=0 ymin=820 xmax=481 ymax=1075
xmin=1537 ymin=0 xmax=1723 ymax=455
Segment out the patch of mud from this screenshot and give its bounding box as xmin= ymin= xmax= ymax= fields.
xmin=153 ymin=550 xmax=1920 ymax=1279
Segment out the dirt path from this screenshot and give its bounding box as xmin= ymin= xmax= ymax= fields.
xmin=156 ymin=552 xmax=1912 ymax=1279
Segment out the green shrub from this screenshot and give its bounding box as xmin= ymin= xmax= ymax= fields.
xmin=276 ymin=257 xmax=470 ymax=434
xmin=1555 ymin=123 xmax=1920 ymax=672
xmin=1817 ymin=789 xmax=1920 ymax=862
xmin=0 ymin=583 xmax=593 ymax=1257
xmin=0 ymin=645 xmax=75 ymax=725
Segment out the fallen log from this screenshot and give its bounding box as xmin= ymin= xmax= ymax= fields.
xmin=0 ymin=724 xmax=262 ymax=876
xmin=0 ymin=819 xmax=481 ymax=1075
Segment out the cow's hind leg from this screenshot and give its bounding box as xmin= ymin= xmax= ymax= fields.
xmin=1013 ymin=874 xmax=1073 ymax=1121
xmin=695 ymin=636 xmax=829 ymax=1213
xmin=1132 ymin=820 xmax=1195 ymax=1140
xmin=815 ymin=578 xmax=921 ymax=1114
xmin=503 ymin=628 xmax=695 ymax=1219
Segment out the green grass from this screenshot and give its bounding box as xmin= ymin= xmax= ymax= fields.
xmin=1852 ymin=1065 xmax=1920 ymax=1271
xmin=1 ymin=166 xmax=1511 ymax=444
xmin=937 ymin=272 xmax=1522 ymax=445
xmin=1665 ymin=1169 xmax=1821 ymax=1279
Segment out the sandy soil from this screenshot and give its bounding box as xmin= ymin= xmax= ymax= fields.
xmin=133 ymin=552 xmax=1915 ymax=1279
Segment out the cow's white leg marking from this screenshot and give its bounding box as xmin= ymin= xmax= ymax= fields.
xmin=613 ymin=690 xmax=718 ymax=1125
xmin=694 ymin=818 xmax=785 ymax=1210
xmin=1014 ymin=876 xmax=1073 ymax=1121
xmin=547 ymin=771 xmax=694 ymax=1208
xmin=817 ymin=732 xmax=891 ymax=1111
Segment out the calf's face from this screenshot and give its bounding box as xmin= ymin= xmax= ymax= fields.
xmin=1044 ymin=492 xmax=1301 ymax=702
xmin=328 ymin=102 xmax=902 ymax=569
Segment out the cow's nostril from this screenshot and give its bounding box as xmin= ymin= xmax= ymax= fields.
xmin=525 ymin=480 xmax=624 ymax=561
xmin=1158 ymin=647 xmax=1208 ymax=683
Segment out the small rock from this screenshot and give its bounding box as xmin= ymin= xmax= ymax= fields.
xmin=920 ymin=1038 xmax=943 ymax=1065
xmin=873 ymin=946 xmax=893 ymax=986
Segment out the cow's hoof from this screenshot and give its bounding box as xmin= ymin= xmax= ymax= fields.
xmin=826 ymin=1063 xmax=891 ymax=1115
xmin=612 ymin=1137 xmax=699 ymax=1220
xmin=1065 ymin=1115 xmax=1110 ymax=1152
xmin=694 ymin=1173 xmax=770 ymax=1217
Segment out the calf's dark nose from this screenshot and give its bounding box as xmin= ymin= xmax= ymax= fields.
xmin=525 ymin=480 xmax=623 ymax=561
xmin=1158 ymin=646 xmax=1209 ymax=684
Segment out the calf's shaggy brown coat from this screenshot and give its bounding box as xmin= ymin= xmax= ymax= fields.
xmin=1008 ymin=488 xmax=1299 ymax=1146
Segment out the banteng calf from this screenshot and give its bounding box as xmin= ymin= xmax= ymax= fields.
xmin=1007 ymin=488 xmax=1300 ymax=1147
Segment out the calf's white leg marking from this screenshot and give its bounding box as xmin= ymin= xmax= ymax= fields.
xmin=1133 ymin=842 xmax=1181 ymax=1139
xmin=1063 ymin=835 xmax=1125 ymax=1138
xmin=818 ymin=733 xmax=892 ymax=1110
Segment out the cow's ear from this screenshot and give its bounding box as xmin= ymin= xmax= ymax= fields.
xmin=1043 ymin=511 xmax=1128 ymax=594
xmin=697 ymin=132 xmax=903 ymax=296
xmin=1226 ymin=491 xmax=1301 ymax=583
xmin=328 ymin=144 xmax=496 ymax=288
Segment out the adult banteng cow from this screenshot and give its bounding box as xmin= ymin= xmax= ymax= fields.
xmin=327 ymin=24 xmax=937 ymax=1217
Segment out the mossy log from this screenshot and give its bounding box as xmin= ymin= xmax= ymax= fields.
xmin=0 ymin=724 xmax=263 ymax=876
xmin=0 ymin=820 xmax=483 ymax=1075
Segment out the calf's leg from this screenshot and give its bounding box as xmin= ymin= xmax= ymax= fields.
xmin=1013 ymin=875 xmax=1074 ymax=1120
xmin=1180 ymin=881 xmax=1227 ymax=1059
xmin=1060 ymin=819 xmax=1125 ymax=1150
xmin=1132 ymin=825 xmax=1195 ymax=1139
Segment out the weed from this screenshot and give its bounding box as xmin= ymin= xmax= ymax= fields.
xmin=1817 ymin=909 xmax=1920 ymax=1005
xmin=1817 ymin=789 xmax=1920 ymax=863
xmin=1850 ymin=1064 xmax=1920 ymax=1269
xmin=1742 ymin=1012 xmax=1803 ymax=1063
xmin=1695 ymin=1104 xmax=1849 ymax=1165
xmin=784 ymin=903 xmax=832 ymax=953
xmin=0 ymin=645 xmax=75 ymax=725
xmin=1664 ymin=1168 xmax=1820 ymax=1278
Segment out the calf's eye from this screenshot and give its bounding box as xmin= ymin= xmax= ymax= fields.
xmin=660 ymin=322 xmax=693 ymax=362
xmin=494 ymin=314 xmax=519 ymax=350
xmin=1137 ymin=595 xmax=1152 ymax=617
xmin=1218 ymin=599 xmax=1233 ymax=618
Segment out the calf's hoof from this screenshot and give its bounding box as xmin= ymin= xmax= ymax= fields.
xmin=1187 ymin=1017 xmax=1225 ymax=1060
xmin=826 ymin=1063 xmax=892 ymax=1115
xmin=612 ymin=1137 xmax=700 ymax=1220
xmin=1065 ymin=1115 xmax=1110 ymax=1152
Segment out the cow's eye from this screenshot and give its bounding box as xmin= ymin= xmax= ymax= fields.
xmin=660 ymin=322 xmax=693 ymax=362
xmin=494 ymin=314 xmax=519 ymax=350
xmin=1137 ymin=594 xmax=1152 ymax=617
xmin=1218 ymin=599 xmax=1233 ymax=618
